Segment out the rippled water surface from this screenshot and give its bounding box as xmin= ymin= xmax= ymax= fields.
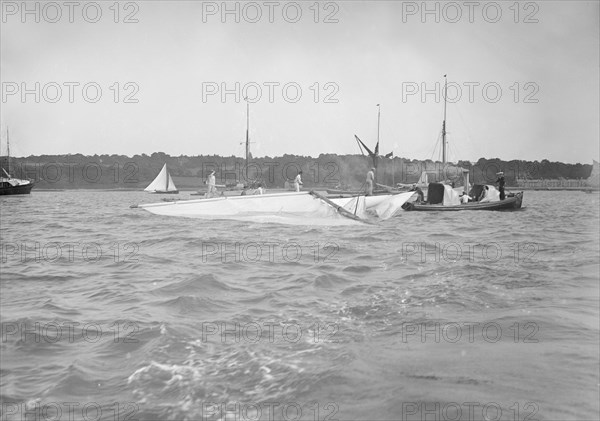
xmin=1 ymin=190 xmax=599 ymax=420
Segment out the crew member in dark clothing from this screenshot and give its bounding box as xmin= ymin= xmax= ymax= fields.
xmin=496 ymin=171 xmax=506 ymax=200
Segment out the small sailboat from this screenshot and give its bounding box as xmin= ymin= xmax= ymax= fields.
xmin=1 ymin=128 xmax=34 ymax=196
xmin=144 ymin=163 xmax=179 ymax=194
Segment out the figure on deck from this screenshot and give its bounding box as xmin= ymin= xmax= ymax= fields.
xmin=365 ymin=167 xmax=375 ymax=196
xmin=205 ymin=170 xmax=216 ymax=198
xmin=410 ymin=183 xmax=424 ymax=203
xmin=294 ymin=171 xmax=303 ymax=192
xmin=254 ymin=183 xmax=265 ymax=195
xmin=496 ymin=171 xmax=506 ymax=200
xmin=460 ymin=192 xmax=471 ymax=204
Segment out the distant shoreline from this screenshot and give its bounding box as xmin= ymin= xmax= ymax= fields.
xmin=31 ymin=186 xmax=600 ymax=193
xmin=4 ymin=154 xmax=596 ymax=192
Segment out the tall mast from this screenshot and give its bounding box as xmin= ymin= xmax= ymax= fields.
xmin=442 ymin=75 xmax=447 ymax=165
xmin=376 ymin=104 xmax=380 ymax=183
xmin=165 ymin=164 xmax=168 ymax=191
xmin=245 ymin=97 xmax=250 ymax=179
xmin=376 ymin=103 xmax=381 ymax=149
xmin=6 ymin=127 xmax=10 ymax=177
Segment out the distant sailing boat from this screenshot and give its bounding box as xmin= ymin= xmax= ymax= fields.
xmin=1 ymin=127 xmax=34 ymax=196
xmin=144 ymin=163 xmax=178 ymax=194
xmin=587 ymin=160 xmax=599 ymax=187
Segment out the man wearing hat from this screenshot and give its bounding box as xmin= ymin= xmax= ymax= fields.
xmin=205 ymin=170 xmax=216 ymax=198
xmin=365 ymin=167 xmax=375 ymax=196
xmin=496 ymin=171 xmax=505 ymax=200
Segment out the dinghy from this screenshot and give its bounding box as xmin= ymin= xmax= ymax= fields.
xmin=144 ymin=164 xmax=179 ymax=194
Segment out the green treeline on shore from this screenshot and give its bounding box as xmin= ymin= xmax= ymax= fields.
xmin=1 ymin=152 xmax=595 ymax=190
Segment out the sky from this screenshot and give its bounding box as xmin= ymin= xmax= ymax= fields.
xmin=1 ymin=0 xmax=598 ymax=164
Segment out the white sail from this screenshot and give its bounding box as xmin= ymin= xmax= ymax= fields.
xmin=587 ymin=160 xmax=600 ymax=187
xmin=144 ymin=164 xmax=178 ymax=192
xmin=332 ymin=191 xmax=415 ymax=219
xmin=139 ymin=192 xmax=358 ymax=225
xmin=166 ymin=171 xmax=177 ymax=191
xmin=138 ymin=191 xmax=416 ymax=225
xmin=417 ymin=171 xmax=429 ymax=187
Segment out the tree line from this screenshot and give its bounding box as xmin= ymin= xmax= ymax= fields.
xmin=1 ymin=153 xmax=594 ymax=189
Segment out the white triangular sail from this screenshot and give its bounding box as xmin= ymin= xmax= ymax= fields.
xmin=145 ymin=164 xmax=178 ymax=192
xmin=587 ymin=160 xmax=600 ymax=187
xmin=166 ymin=171 xmax=177 ymax=191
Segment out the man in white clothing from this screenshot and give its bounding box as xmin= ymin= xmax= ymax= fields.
xmin=460 ymin=192 xmax=470 ymax=204
xmin=294 ymin=171 xmax=303 ymax=192
xmin=365 ymin=168 xmax=375 ymax=196
xmin=205 ymin=170 xmax=216 ymax=198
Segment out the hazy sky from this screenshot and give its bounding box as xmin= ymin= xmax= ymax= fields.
xmin=1 ymin=0 xmax=598 ymax=164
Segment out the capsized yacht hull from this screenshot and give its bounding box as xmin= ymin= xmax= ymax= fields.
xmin=136 ymin=191 xmax=416 ymax=224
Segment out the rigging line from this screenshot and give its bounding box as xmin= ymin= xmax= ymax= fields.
xmin=446 ymin=132 xmax=458 ymax=163
xmin=430 ymin=132 xmax=442 ymax=162
xmin=450 ymin=135 xmax=467 ymax=164
xmin=445 ymin=132 xmax=461 ymax=164
xmin=447 ymin=140 xmax=457 ymax=164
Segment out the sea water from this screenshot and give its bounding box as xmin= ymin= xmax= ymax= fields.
xmin=1 ymin=190 xmax=598 ymax=420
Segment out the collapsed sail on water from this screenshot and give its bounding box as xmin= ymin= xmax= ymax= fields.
xmin=144 ymin=163 xmax=178 ymax=193
xmin=137 ymin=191 xmax=416 ymax=226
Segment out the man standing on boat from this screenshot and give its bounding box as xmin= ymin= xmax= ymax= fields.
xmin=409 ymin=183 xmax=424 ymax=203
xmin=205 ymin=170 xmax=216 ymax=198
xmin=366 ymin=167 xmax=375 ymax=196
xmin=294 ymin=170 xmax=303 ymax=192
xmin=496 ymin=171 xmax=506 ymax=200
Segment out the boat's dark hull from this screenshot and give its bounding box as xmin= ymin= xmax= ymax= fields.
xmin=403 ymin=192 xmax=523 ymax=211
xmin=0 ymin=182 xmax=34 ymax=195
xmin=148 ymin=190 xmax=179 ymax=194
